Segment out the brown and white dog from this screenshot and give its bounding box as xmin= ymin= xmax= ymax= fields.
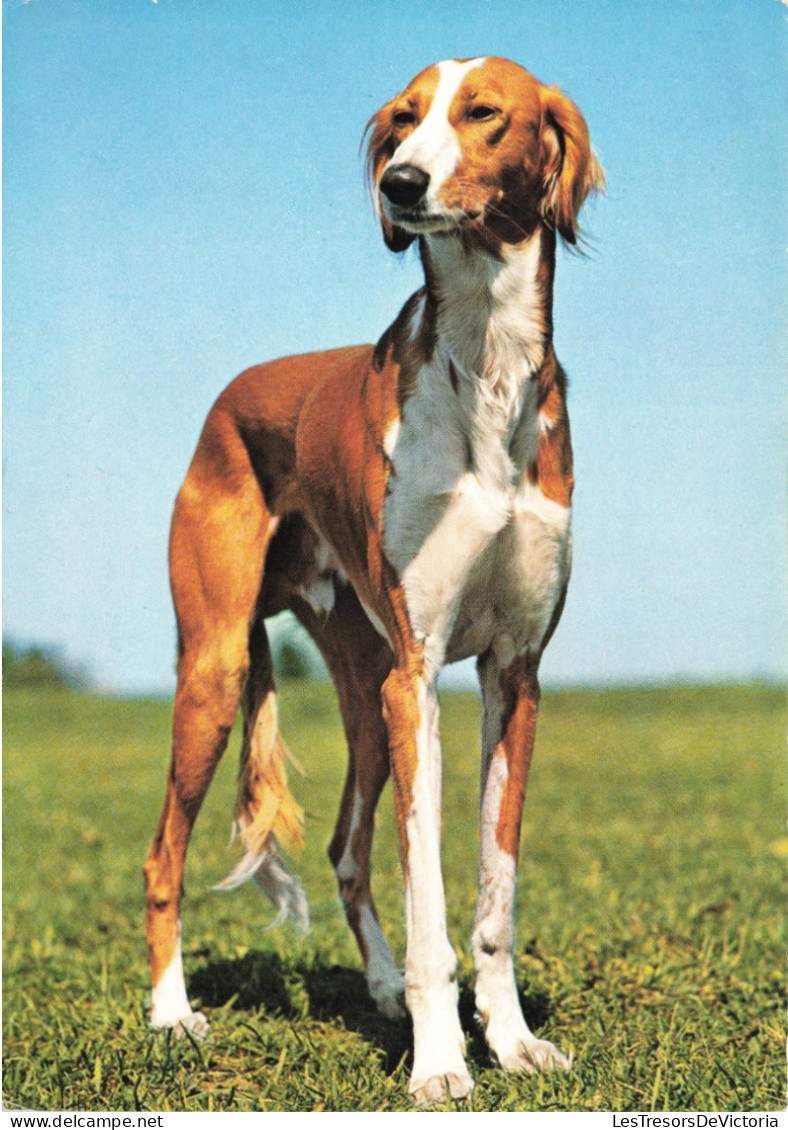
xmin=143 ymin=56 xmax=603 ymax=1104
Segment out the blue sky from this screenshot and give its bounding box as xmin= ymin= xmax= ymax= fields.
xmin=3 ymin=0 xmax=785 ymax=693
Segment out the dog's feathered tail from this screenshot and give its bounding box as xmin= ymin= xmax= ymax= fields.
xmin=214 ymin=635 xmax=309 ymax=931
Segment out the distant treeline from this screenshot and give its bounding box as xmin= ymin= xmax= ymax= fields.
xmin=276 ymin=637 xmax=314 ymax=681
xmin=2 ymin=639 xmax=90 ymax=691
xmin=2 ymin=630 xmax=322 ymax=693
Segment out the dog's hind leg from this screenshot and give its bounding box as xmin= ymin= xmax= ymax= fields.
xmin=472 ymin=646 xmax=570 ymax=1073
xmin=293 ymin=584 xmax=405 ymax=1018
xmin=213 ymin=613 xmax=307 ymax=928
xmin=143 ymin=408 xmax=279 ymax=1034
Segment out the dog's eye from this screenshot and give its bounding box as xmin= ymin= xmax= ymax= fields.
xmin=393 ymin=110 xmax=417 ymax=128
xmin=467 ymin=104 xmax=497 ymax=122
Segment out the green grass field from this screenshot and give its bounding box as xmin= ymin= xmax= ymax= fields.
xmin=3 ymin=682 xmax=785 ymax=1112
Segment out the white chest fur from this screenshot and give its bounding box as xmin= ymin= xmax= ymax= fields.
xmin=383 ymin=233 xmax=572 ymax=674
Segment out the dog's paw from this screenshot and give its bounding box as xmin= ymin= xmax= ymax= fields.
xmin=153 ymin=1011 xmax=210 ymax=1039
xmin=496 ymin=1036 xmax=571 ymax=1074
xmin=175 ymin=1011 xmax=210 ymax=1039
xmin=369 ymin=972 xmax=407 ymax=1020
xmin=409 ymin=1070 xmax=474 ymax=1106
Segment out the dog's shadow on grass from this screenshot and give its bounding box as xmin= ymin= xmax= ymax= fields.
xmin=188 ymin=950 xmax=556 ymax=1074
xmin=188 ymin=951 xmax=410 ymax=1071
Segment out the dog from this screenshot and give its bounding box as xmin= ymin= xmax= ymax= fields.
xmin=143 ymin=56 xmax=603 ymax=1104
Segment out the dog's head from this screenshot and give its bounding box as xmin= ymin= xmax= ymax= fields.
xmin=365 ymin=56 xmax=604 ymax=253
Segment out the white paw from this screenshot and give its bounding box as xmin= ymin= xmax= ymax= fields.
xmin=153 ymin=1011 xmax=210 ymax=1039
xmin=495 ymin=1036 xmax=571 ymax=1074
xmin=369 ymin=972 xmax=407 ymax=1019
xmin=409 ymin=1071 xmax=474 ymax=1106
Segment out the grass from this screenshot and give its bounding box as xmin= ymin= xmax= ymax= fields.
xmin=3 ymin=681 xmax=785 ymax=1112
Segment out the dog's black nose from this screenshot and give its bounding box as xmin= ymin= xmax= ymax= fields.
xmin=379 ymin=164 xmax=430 ymax=207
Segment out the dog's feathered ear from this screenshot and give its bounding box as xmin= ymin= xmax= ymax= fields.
xmin=363 ymin=105 xmax=417 ymax=254
xmin=539 ymin=85 xmax=605 ymax=246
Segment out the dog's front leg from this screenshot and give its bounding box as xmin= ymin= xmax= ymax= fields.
xmin=382 ymin=661 xmax=473 ymax=1105
xmin=473 ymin=647 xmax=571 ymax=1074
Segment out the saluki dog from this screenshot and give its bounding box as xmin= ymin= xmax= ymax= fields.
xmin=143 ymin=56 xmax=603 ymax=1104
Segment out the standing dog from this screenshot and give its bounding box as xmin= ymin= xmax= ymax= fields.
xmin=144 ymin=56 xmax=603 ymax=1104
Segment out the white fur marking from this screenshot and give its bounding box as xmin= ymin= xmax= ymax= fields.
xmin=383 ymin=418 xmax=401 ymax=459
xmin=298 ymin=534 xmax=349 ymax=616
xmin=300 ymin=575 xmax=335 ymax=616
xmin=359 ymin=904 xmax=406 ymax=1018
xmin=150 ymin=924 xmax=204 ymax=1031
xmin=401 ymin=677 xmax=471 ymax=1097
xmin=384 ymin=58 xmax=486 ymax=228
xmin=507 ymin=479 xmax=572 ymax=650
xmin=514 ymin=477 xmax=568 ymax=521
xmin=407 ymin=292 xmax=427 ymax=343
xmin=335 ymin=790 xmax=363 ymax=882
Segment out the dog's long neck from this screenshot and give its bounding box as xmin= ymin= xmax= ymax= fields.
xmin=421 ymin=227 xmax=556 ymax=399
xmin=394 ymin=226 xmax=559 ymax=490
